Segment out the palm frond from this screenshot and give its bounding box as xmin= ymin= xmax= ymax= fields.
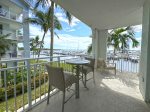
xmin=34 ymin=0 xmax=50 ymax=9
xmin=87 ymin=44 xmax=92 ymax=54
xmin=54 ymin=32 xmax=60 ymax=39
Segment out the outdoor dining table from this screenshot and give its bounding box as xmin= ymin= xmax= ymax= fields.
xmin=65 ymin=58 xmax=90 ymax=98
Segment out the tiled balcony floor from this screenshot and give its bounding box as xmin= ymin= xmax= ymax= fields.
xmin=29 ymin=70 xmax=150 ymax=112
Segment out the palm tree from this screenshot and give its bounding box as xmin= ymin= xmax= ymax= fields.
xmin=30 ymin=35 xmax=42 ymax=58
xmin=107 ymin=26 xmax=139 ymax=54
xmin=87 ymin=27 xmax=139 ymax=55
xmin=33 ymin=0 xmax=72 ymax=59
xmin=0 ymin=33 xmax=16 ymax=60
xmin=87 ymin=44 xmax=92 ymax=54
xmin=24 ymin=9 xmax=62 ymax=60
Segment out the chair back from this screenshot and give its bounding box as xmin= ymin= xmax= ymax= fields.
xmin=85 ymin=57 xmax=95 ymax=68
xmin=45 ymin=65 xmax=65 ymax=91
xmin=97 ymin=58 xmax=106 ymax=68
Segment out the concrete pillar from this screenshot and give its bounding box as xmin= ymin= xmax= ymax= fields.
xmin=92 ymin=29 xmax=96 ymax=58
xmin=139 ymin=0 xmax=150 ymax=102
xmin=92 ymin=29 xmax=108 ymax=60
xmin=23 ymin=10 xmax=30 ymax=58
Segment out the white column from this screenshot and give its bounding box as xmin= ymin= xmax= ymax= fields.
xmin=92 ymin=29 xmax=96 ymax=58
xmin=92 ymin=29 xmax=107 ymax=60
xmin=92 ymin=29 xmax=108 ymax=68
xmin=23 ymin=10 xmax=30 ymax=58
xmin=139 ymin=0 xmax=150 ymax=102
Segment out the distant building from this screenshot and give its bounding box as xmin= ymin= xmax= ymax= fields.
xmin=0 ymin=0 xmax=31 ymax=59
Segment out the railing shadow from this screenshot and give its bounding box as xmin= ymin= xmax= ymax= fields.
xmin=97 ymin=70 xmax=139 ymax=89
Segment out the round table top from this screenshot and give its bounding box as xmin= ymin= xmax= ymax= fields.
xmin=66 ymin=59 xmax=90 ymax=65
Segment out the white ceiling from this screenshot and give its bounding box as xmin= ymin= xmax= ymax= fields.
xmin=53 ymin=0 xmax=145 ymax=30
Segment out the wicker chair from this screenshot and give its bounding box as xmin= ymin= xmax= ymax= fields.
xmin=97 ymin=58 xmax=116 ymax=75
xmin=81 ymin=57 xmax=95 ymax=88
xmin=45 ymin=65 xmax=77 ymax=112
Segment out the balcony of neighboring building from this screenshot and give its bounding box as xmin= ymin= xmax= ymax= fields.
xmin=0 ymin=1 xmax=23 ymax=29
xmin=17 ymin=35 xmax=24 ymax=43
xmin=0 ymin=29 xmax=16 ymax=39
xmin=0 ymin=29 xmax=23 ymax=43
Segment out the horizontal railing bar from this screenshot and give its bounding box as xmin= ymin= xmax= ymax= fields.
xmin=0 ymin=55 xmax=72 ymax=63
xmin=0 ymin=65 xmax=26 ymax=71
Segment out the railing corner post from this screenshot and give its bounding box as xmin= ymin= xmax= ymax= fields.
xmin=57 ymin=57 xmax=60 ymax=67
xmin=26 ymin=60 xmax=32 ymax=110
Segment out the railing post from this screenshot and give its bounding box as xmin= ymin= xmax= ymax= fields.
xmin=57 ymin=57 xmax=60 ymax=67
xmin=26 ymin=60 xmax=32 ymax=110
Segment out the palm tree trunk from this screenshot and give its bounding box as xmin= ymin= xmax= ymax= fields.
xmin=37 ymin=32 xmax=46 ymax=62
xmin=50 ymin=1 xmax=54 ymax=61
xmin=0 ymin=55 xmax=2 ymax=87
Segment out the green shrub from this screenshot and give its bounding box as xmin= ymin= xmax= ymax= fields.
xmin=0 ymin=73 xmax=48 ymax=101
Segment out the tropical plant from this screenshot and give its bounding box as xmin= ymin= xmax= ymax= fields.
xmin=33 ymin=0 xmax=72 ymax=59
xmin=0 ymin=33 xmax=16 ymax=60
xmin=87 ymin=44 xmax=92 ymax=54
xmin=107 ymin=26 xmax=139 ymax=54
xmin=87 ymin=26 xmax=139 ymax=54
xmin=0 ymin=33 xmax=16 ymax=87
xmin=30 ymin=35 xmax=43 ymax=58
xmin=24 ymin=9 xmax=62 ymax=60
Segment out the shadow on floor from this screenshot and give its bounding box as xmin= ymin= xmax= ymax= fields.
xmin=98 ymin=70 xmax=139 ymax=88
xmin=30 ymin=71 xmax=150 ymax=112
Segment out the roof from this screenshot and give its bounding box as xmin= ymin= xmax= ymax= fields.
xmin=52 ymin=0 xmax=145 ymax=30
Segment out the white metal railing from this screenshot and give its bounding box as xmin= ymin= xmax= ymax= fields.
xmin=107 ymin=50 xmax=140 ymax=73
xmin=0 ymin=55 xmax=78 ymax=112
xmin=0 ymin=53 xmax=140 ymax=112
xmin=0 ymin=7 xmax=23 ymax=22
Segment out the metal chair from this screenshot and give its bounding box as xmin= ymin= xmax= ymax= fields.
xmin=81 ymin=57 xmax=95 ymax=88
xmin=97 ymin=58 xmax=116 ymax=75
xmin=45 ymin=65 xmax=77 ymax=112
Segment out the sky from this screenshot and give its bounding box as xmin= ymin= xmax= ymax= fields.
xmin=23 ymin=1 xmax=142 ymax=51
xmin=26 ymin=6 xmax=92 ymax=50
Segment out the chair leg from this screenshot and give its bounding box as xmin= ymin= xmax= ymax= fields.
xmin=84 ymin=73 xmax=87 ymax=87
xmin=62 ymin=91 xmax=65 ymax=112
xmin=93 ymin=71 xmax=96 ymax=85
xmin=75 ymin=82 xmax=78 ymax=98
xmin=82 ymin=72 xmax=84 ymax=85
xmin=47 ymin=84 xmax=51 ymax=104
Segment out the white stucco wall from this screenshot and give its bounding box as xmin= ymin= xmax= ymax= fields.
xmin=139 ymin=0 xmax=150 ymax=102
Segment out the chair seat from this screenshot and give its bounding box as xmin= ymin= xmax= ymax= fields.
xmin=82 ymin=66 xmax=93 ymax=74
xmin=64 ymin=72 xmax=77 ymax=88
xmin=105 ymin=65 xmax=115 ymax=69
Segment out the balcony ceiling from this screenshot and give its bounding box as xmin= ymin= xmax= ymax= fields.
xmin=53 ymin=0 xmax=145 ymax=30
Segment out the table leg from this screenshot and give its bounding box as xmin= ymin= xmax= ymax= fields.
xmin=75 ymin=65 xmax=80 ymax=99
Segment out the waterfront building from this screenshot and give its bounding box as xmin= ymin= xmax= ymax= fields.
xmin=0 ymin=0 xmax=30 ymax=59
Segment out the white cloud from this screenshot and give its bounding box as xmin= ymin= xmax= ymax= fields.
xmin=65 ymin=29 xmax=75 ymax=32
xmin=55 ymin=12 xmax=80 ymax=27
xmin=132 ymin=24 xmax=142 ymax=33
xmin=43 ymin=34 xmax=91 ymax=50
xmin=29 ymin=25 xmax=91 ymax=50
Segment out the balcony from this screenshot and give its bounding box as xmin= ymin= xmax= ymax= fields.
xmin=0 ymin=29 xmax=24 ymax=43
xmin=0 ymin=7 xmax=23 ymax=23
xmin=0 ymin=29 xmax=16 ymax=40
xmin=0 ymin=55 xmax=150 ymax=112
xmin=17 ymin=35 xmax=24 ymax=42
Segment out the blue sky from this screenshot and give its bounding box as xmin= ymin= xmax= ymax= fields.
xmin=26 ymin=2 xmax=142 ymax=51
xmin=28 ymin=6 xmax=92 ymax=50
